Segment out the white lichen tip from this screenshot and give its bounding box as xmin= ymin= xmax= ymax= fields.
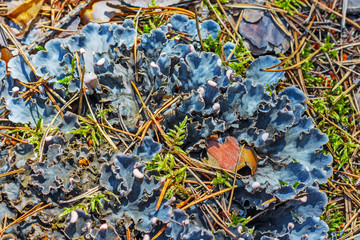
xmin=96 ymin=58 xmax=106 ymax=66
xmin=70 ymin=210 xmax=78 ymax=224
xmin=160 ymin=177 xmax=166 ymax=185
xmin=133 ymin=168 xmax=144 ymax=179
xmin=212 ymin=102 xmax=220 ymax=112
xmin=208 ymin=80 xmax=217 ymax=87
xmin=261 ymin=132 xmax=269 ymax=142
xmin=169 ymin=196 xmax=176 ymax=204
xmin=80 ymin=48 xmax=86 ymax=54
xmin=298 ymin=196 xmax=308 ymax=203
xmin=182 ymin=219 xmax=190 ymax=226
xmin=151 ymin=217 xmax=159 ymax=225
xmin=252 ymin=181 xmax=261 ymax=189
xmin=100 ymin=223 xmax=108 ymax=230
xmin=226 ymin=69 xmax=233 ymax=79
xmin=150 ymin=62 xmax=159 ymax=69
xmin=237 ymin=225 xmax=243 ymax=234
xmin=143 ymin=234 xmax=150 ymax=240
xmin=167 ymin=23 xmax=172 ymax=29
xmin=189 ymin=44 xmax=196 ymax=53
xmin=197 ymin=87 xmax=205 ymax=97
xmin=288 ymin=222 xmax=295 ymax=231
xmin=160 ymin=52 xmax=167 ymax=57
xmin=12 ymin=86 xmax=20 ymax=97
xmin=84 ymin=72 xmax=99 ymax=90
xmin=217 ymin=58 xmax=222 ymax=67
xmin=45 ymin=136 xmax=53 ymax=142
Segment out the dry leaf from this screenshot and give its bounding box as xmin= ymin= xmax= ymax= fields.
xmin=1 ymin=47 xmax=13 ymax=65
xmin=7 ymin=0 xmax=45 ymax=34
xmin=81 ymin=0 xmax=122 ymax=24
xmin=206 ymin=136 xmax=258 ymax=175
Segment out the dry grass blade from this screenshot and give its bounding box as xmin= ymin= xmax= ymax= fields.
xmin=181 ymin=186 xmax=236 ymax=210
xmin=225 ymin=3 xmax=287 ymax=13
xmin=195 ymin=9 xmax=204 ymax=51
xmin=313 ymin=111 xmax=360 ymax=145
xmin=76 ymin=52 xmax=85 ymax=115
xmin=343 ymin=208 xmax=360 ymax=231
xmin=333 ymin=84 xmax=357 ymax=104
xmin=20 ymin=73 xmax=51 ymax=98
xmin=332 ymin=71 xmax=352 ymax=91
xmin=204 ymin=204 xmax=238 ymax=239
xmin=311 ymin=0 xmax=360 ymax=31
xmin=43 ymin=84 xmax=64 ymax=117
xmin=227 ymin=145 xmax=244 ymax=212
xmin=126 ymin=227 xmax=131 ymax=240
xmin=0 ymin=202 xmax=51 ymax=234
xmin=0 ymin=126 xmax=30 ymax=130
xmin=156 ymin=177 xmax=171 ymax=211
xmin=83 ymin=93 xmax=118 ymax=150
xmin=39 ymin=25 xmax=78 ymax=32
xmin=265 ymin=48 xmax=321 ymax=71
xmin=261 ymin=197 xmax=277 ymax=206
xmin=0 ymin=132 xmax=28 ymax=144
xmin=38 ymin=93 xmax=79 ymax=162
xmin=0 ymin=169 xmax=25 ymax=178
xmin=59 ymin=186 xmax=101 ymax=204
xmin=334 ymin=170 xmax=360 ymax=179
xmin=77 ymin=115 xmax=139 ymax=139
xmin=151 ymin=224 xmax=167 ymax=240
xmin=0 ymin=22 xmax=37 ymax=76
xmin=130 ymin=6 xmax=195 ymax=17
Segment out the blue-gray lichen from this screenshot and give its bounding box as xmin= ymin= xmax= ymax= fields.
xmin=0 ymin=14 xmax=332 ymax=239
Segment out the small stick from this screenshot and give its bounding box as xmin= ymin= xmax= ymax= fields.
xmin=181 ymin=186 xmax=236 ymax=210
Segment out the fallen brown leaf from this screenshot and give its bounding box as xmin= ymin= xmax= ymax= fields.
xmin=7 ymin=0 xmax=45 ymax=35
xmin=206 ymin=136 xmax=258 ymax=175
